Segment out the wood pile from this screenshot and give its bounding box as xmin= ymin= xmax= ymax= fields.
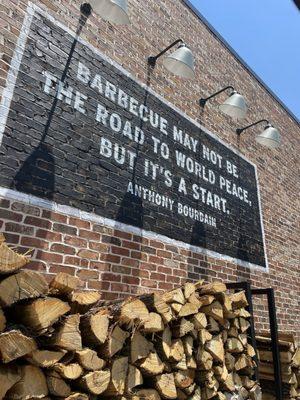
xmin=256 ymin=332 xmax=300 ymax=400
xmin=0 ymin=235 xmax=261 ymax=400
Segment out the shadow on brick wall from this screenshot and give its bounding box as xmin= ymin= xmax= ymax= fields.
xmin=12 ymin=11 xmax=90 ymax=202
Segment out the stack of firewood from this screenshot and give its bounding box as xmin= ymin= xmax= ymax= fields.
xmin=0 ymin=234 xmax=261 ymax=400
xmin=256 ymin=332 xmax=300 ymax=400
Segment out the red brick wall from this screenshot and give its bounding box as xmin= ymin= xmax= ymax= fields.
xmin=0 ymin=0 xmax=299 ymax=341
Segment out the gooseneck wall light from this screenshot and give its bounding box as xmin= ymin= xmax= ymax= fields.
xmin=237 ymin=119 xmax=281 ymax=149
xmin=148 ymin=39 xmax=195 ymax=79
xmin=200 ymin=86 xmax=247 ymax=121
xmin=81 ymin=0 xmax=130 ymax=24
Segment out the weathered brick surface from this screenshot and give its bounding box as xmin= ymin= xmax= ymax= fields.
xmin=0 ymin=0 xmax=299 ymax=342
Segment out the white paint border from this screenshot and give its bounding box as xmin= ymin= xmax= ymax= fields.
xmin=0 ymin=5 xmax=35 ymax=145
xmin=0 ymin=2 xmax=269 ymax=272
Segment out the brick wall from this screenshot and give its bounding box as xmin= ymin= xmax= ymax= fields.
xmin=0 ymin=0 xmax=299 ymax=341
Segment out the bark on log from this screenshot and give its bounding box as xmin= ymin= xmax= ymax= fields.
xmin=0 ymin=307 xmax=6 ymax=333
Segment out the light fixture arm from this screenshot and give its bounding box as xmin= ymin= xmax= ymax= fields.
xmin=148 ymin=39 xmax=183 ymax=67
xmin=199 ymin=86 xmax=235 ymax=108
xmin=236 ymin=119 xmax=269 ymax=135
xmin=80 ymin=3 xmax=92 ymax=17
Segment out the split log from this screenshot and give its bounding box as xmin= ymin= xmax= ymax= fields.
xmin=6 ymin=365 xmax=48 ymax=400
xmin=0 ymin=307 xmax=6 ymax=332
xmin=170 ymin=302 xmax=183 ymax=314
xmin=69 ymin=290 xmax=101 ymax=314
xmin=52 ymin=314 xmax=82 ymax=351
xmin=239 ymin=317 xmax=250 ymax=333
xmin=230 ymin=291 xmax=248 ymax=309
xmin=178 ymin=302 xmax=198 ymax=318
xmin=140 ymin=293 xmax=173 ymax=323
xmin=221 ymin=372 xmax=235 ymax=392
xmin=0 ymin=330 xmax=37 ymax=363
xmin=202 ymin=301 xmax=224 ymax=322
xmin=76 ymin=348 xmax=106 ymax=371
xmin=183 ymin=336 xmax=194 ymax=358
xmin=160 ymin=326 xmax=172 ymax=359
xmin=155 ymin=373 xmax=177 ymax=399
xmin=139 ymin=351 xmax=164 ymax=375
xmin=170 ymin=339 xmax=184 ymax=362
xmin=50 ymin=272 xmax=80 ymax=295
xmin=81 ymin=309 xmax=109 ymax=346
xmin=131 ymin=389 xmax=161 ymax=400
xmin=126 ymin=365 xmax=143 ymax=393
xmin=143 ymin=312 xmax=164 ymax=333
xmin=14 ymin=297 xmax=70 ymax=333
xmin=0 ymin=242 xmax=30 ymax=274
xmin=65 ymin=394 xmax=89 ymax=400
xmin=175 ymin=353 xmax=188 ymax=370
xmin=193 ymin=312 xmax=207 ymax=330
xmin=198 ymin=329 xmax=213 ymax=345
xmin=47 ymin=370 xmax=71 ymax=397
xmin=0 ymin=270 xmax=48 ymax=307
xmin=120 ymin=299 xmax=149 ymax=326
xmin=54 ymin=363 xmax=83 ymax=380
xmin=162 ymin=288 xmax=185 ymax=305
xmin=207 ymin=316 xmax=220 ymax=333
xmin=197 ymin=349 xmax=213 ymax=370
xmin=0 ymin=365 xmax=21 ymax=400
xmin=78 ymin=370 xmax=111 ymax=395
xmin=199 ymin=282 xmax=227 ymax=295
xmin=184 ymin=283 xmax=196 ymax=299
xmin=173 ymin=318 xmax=194 ymax=337
xmin=26 ymin=349 xmax=67 ymax=368
xmin=174 ymin=370 xmax=195 ymax=389
xmin=226 ymin=337 xmax=244 ymax=353
xmin=101 ymin=324 xmax=130 ymax=358
xmin=131 ymin=331 xmax=153 ymax=364
xmin=105 ymin=357 xmax=128 ymax=396
xmin=205 ymin=335 xmax=225 ymax=363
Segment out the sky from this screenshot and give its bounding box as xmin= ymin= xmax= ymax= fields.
xmin=190 ymin=0 xmax=300 ymax=121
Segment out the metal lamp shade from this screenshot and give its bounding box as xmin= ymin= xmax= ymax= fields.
xmin=219 ymin=91 xmax=247 ymax=120
xmin=163 ymin=44 xmax=195 ymax=79
xmin=89 ymin=0 xmax=130 ymax=25
xmin=256 ymin=125 xmax=281 ymax=149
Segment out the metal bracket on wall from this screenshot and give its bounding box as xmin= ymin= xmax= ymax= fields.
xmin=226 ymin=282 xmax=283 ymax=400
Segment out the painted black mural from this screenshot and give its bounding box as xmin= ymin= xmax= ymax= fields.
xmin=0 ymin=9 xmax=267 ymax=267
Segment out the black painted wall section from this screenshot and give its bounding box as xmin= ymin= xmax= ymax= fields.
xmin=0 ymin=11 xmax=266 ymax=267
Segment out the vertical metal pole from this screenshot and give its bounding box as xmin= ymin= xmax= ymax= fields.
xmin=266 ymin=288 xmax=283 ymax=400
xmin=244 ymin=282 xmax=258 ymax=381
xmin=226 ymin=282 xmax=258 ymax=381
